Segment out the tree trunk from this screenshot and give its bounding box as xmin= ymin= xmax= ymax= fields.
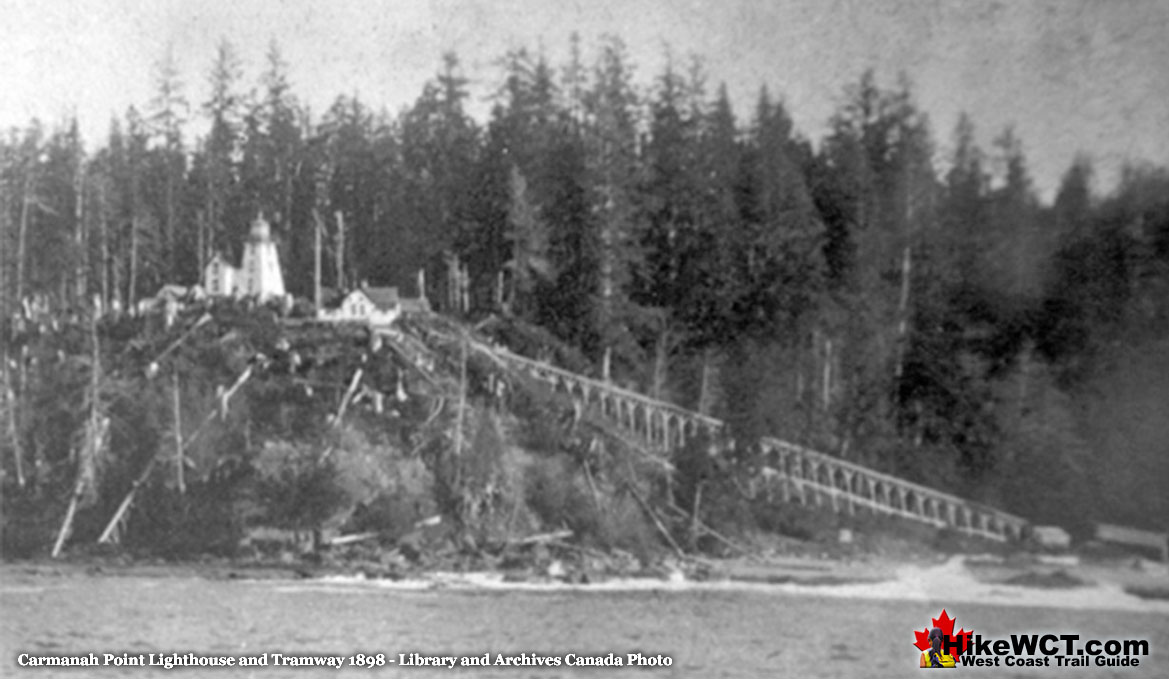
xmin=110 ymin=237 xmax=122 ymax=314
xmin=172 ymin=372 xmax=184 ymax=494
xmin=196 ymin=208 xmax=206 ymax=277
xmin=16 ymin=171 xmax=32 ymax=306
xmin=454 ymin=338 xmax=467 ymax=460
xmin=652 ymin=326 xmax=670 ymax=400
xmin=19 ymin=355 xmax=34 ymax=476
xmin=165 ymin=164 xmax=176 ymax=276
xmin=0 ymin=179 xmax=8 ymax=316
xmin=697 ymin=347 xmax=713 ymax=415
xmin=51 ymin=475 xmax=85 ymax=558
xmin=57 ymin=309 xmax=104 ymax=557
xmin=689 ymin=481 xmax=704 ymax=550
xmin=204 ymin=187 xmax=216 ymax=270
xmin=894 ymin=244 xmax=912 ymax=380
xmin=282 ymin=170 xmax=294 ymax=239
xmin=452 ymin=337 xmax=468 ymax=518
xmin=313 ymin=209 xmax=323 ymax=311
xmin=3 ymin=356 xmax=24 ymax=488
xmin=461 ymin=264 xmax=470 ymax=313
xmin=99 ymin=183 xmax=109 ymax=311
xmin=128 ymin=216 xmax=139 ymax=312
xmin=823 ymin=337 xmax=833 ymax=412
xmin=73 ymin=157 xmax=87 ymax=307
xmin=497 ymin=270 xmax=505 ymax=313
xmin=334 ymin=210 xmax=345 ymax=291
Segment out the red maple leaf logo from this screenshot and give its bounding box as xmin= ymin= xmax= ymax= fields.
xmin=913 ymin=609 xmax=973 ymax=664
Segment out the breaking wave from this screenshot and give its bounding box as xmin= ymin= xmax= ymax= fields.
xmin=266 ymin=556 xmax=1169 ymax=615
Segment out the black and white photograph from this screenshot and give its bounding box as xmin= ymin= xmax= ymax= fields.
xmin=1 ymin=1 xmax=1167 ymax=676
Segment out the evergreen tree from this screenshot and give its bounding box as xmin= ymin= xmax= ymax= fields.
xmin=941 ymin=113 xmax=989 ymax=287
xmin=712 ymin=90 xmax=827 ymax=441
xmin=988 ymin=346 xmax=1090 ymax=524
xmin=0 ymin=132 xmax=15 ymax=317
xmin=239 ymin=38 xmax=305 ymax=293
xmin=635 ymin=53 xmax=704 ymax=397
xmin=201 ymin=39 xmax=245 ymax=263
xmin=121 ymin=107 xmax=161 ymax=308
xmin=987 ymin=127 xmax=1043 ymax=300
xmin=7 ymin=122 xmax=45 ymax=310
xmin=1052 ymin=156 xmax=1094 ymax=242
xmin=504 ymin=165 xmax=552 ymax=315
xmin=583 ymin=36 xmax=646 ymax=377
xmin=37 ymin=121 xmax=85 ymax=306
xmin=813 ymin=72 xmax=941 ymax=468
xmin=539 ymin=104 xmax=594 ymax=350
xmin=740 ymin=88 xmax=824 ymax=335
xmin=318 ymin=94 xmax=377 ymax=290
xmin=398 ymin=53 xmax=479 ymax=307
xmin=687 ymin=83 xmax=741 ymax=344
xmin=147 ymin=45 xmax=189 ymax=276
xmin=473 ymin=48 xmax=560 ymax=309
xmin=1039 ymin=157 xmax=1133 ymax=379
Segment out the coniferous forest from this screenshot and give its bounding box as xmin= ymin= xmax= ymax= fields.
xmin=2 ymin=37 xmax=1167 ymax=543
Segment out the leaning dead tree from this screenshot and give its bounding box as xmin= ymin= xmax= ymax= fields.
xmin=96 ymin=365 xmax=254 ymax=546
xmin=52 ymin=302 xmax=108 ymax=558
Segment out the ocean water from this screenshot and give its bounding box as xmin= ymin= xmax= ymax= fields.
xmin=2 ymin=563 xmax=1167 ymax=678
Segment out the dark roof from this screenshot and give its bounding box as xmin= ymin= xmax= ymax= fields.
xmin=362 ymin=286 xmax=400 ymax=310
xmin=206 ymin=250 xmax=242 ymax=269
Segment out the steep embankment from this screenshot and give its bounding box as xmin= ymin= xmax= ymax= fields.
xmin=2 ymin=302 xmax=722 ymax=578
xmin=4 ymin=301 xmax=1045 ymax=582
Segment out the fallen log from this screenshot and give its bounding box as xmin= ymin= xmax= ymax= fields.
xmin=51 ymin=475 xmax=86 ymax=558
xmin=327 ymin=532 xmax=380 ymax=547
xmin=508 ymin=529 xmax=574 ymax=546
xmin=548 ymin=540 xmax=608 ymax=559
xmin=626 ymin=484 xmax=686 ymax=559
xmin=664 ymin=502 xmax=755 ymax=558
xmin=330 ymin=368 xmax=363 ymax=425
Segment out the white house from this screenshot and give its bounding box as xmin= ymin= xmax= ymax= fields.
xmin=203 ymin=216 xmax=286 ymax=302
xmin=203 ymin=253 xmax=237 ymax=298
xmin=320 ymin=286 xmax=401 ymax=326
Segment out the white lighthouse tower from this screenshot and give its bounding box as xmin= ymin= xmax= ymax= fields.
xmin=240 ymin=215 xmax=285 ymax=300
xmin=203 ymin=215 xmax=286 ymax=302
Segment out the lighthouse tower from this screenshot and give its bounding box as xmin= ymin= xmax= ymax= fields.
xmin=239 ymin=215 xmax=285 ymax=300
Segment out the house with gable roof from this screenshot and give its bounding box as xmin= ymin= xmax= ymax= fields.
xmin=319 ymin=284 xmax=402 ymax=326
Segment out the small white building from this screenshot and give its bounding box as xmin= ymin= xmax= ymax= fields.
xmin=203 ymin=253 xmax=237 ymax=298
xmin=203 ymin=216 xmax=286 ymax=302
xmin=320 ymin=286 xmax=401 ymax=326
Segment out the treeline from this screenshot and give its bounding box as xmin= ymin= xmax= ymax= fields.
xmin=2 ymin=37 xmax=1167 ymax=532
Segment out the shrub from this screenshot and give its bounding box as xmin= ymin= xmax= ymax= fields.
xmin=253 ymin=440 xmax=349 ymax=533
xmin=523 ymin=454 xmax=598 ymax=539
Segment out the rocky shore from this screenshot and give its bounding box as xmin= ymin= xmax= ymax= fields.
xmin=7 ymin=544 xmax=1166 ymax=606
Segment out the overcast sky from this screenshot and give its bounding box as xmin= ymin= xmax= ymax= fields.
xmin=2 ymin=0 xmax=1167 ymax=201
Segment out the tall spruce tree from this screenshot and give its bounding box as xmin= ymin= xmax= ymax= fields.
xmin=583 ymin=36 xmax=646 ymax=377
xmin=636 ymin=54 xmax=704 ymax=397
xmin=987 ymin=127 xmax=1043 ymax=300
xmin=398 ymin=53 xmax=479 ymax=308
xmin=202 ymin=39 xmax=244 ymax=263
xmin=147 ymin=45 xmax=189 ymax=276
